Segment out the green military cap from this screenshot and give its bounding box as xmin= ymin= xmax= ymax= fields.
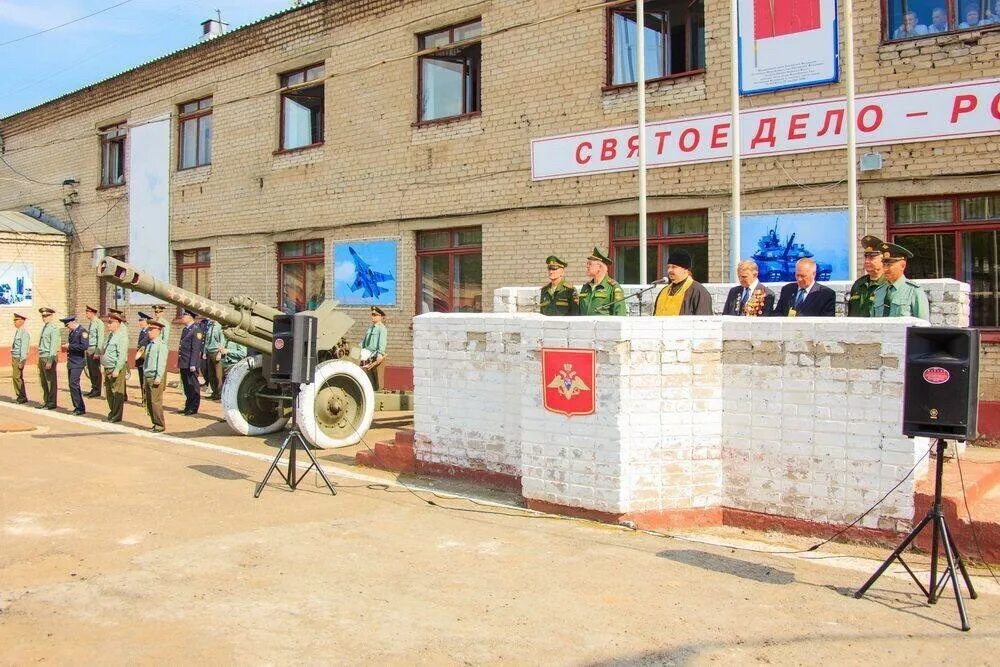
xmin=587 ymin=247 xmax=612 ymax=267
xmin=545 ymin=255 xmax=568 ymax=269
xmin=881 ymin=241 xmax=914 ymax=262
xmin=860 ymin=235 xmax=885 ymax=256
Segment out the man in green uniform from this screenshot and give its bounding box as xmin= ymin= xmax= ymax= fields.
xmin=84 ymin=305 xmax=104 ymax=397
xmin=36 ymin=307 xmax=60 ymax=409
xmin=872 ymin=241 xmax=930 ymax=319
xmin=847 ymin=235 xmax=888 ymax=317
xmin=143 ymin=320 xmax=168 ymax=432
xmin=578 ymin=247 xmax=627 ymax=316
xmin=151 ymin=304 xmax=170 ymax=344
xmin=10 ymin=313 xmax=30 ymax=404
xmin=203 ymin=317 xmax=225 ymax=400
xmin=540 ymin=255 xmax=579 ymax=315
xmin=101 ymin=312 xmax=128 ymax=422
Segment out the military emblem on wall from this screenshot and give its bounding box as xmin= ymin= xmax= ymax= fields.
xmin=541 ymin=348 xmax=596 ymax=417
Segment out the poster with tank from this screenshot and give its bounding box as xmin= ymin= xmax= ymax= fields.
xmin=734 ymin=210 xmax=848 ymax=282
xmin=0 ymin=262 xmax=33 ymax=305
xmin=333 ymin=239 xmax=398 ymax=306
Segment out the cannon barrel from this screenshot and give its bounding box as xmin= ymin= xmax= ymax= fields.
xmin=97 ymin=256 xmax=274 ymax=354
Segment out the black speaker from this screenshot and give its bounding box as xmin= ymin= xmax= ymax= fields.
xmin=902 ymin=326 xmax=979 ymax=440
xmin=271 ymin=313 xmax=318 ymax=384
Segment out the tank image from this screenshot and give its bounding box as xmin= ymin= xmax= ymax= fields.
xmin=751 ymin=223 xmax=833 ymax=282
xmin=97 ymin=257 xmax=374 ymax=449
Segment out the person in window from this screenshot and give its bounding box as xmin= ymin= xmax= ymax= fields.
xmin=958 ymin=6 xmax=984 ymax=27
xmin=871 ymin=242 xmax=930 ymax=319
xmin=360 ymin=306 xmax=388 ymax=391
xmin=653 ymin=251 xmax=713 ymax=316
xmin=539 ymin=255 xmax=580 ymax=315
xmin=722 ymin=259 xmax=774 ymax=316
xmin=578 ymin=248 xmax=627 ymax=316
xmin=927 ymin=7 xmax=952 ymax=32
xmin=774 ymin=258 xmax=836 ymax=317
xmin=893 ymin=11 xmax=929 ymax=38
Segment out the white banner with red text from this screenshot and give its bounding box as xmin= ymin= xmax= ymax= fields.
xmin=530 ymin=78 xmax=1000 ymax=181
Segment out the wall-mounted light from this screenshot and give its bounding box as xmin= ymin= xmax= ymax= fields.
xmin=859 ymin=152 xmax=883 ymax=172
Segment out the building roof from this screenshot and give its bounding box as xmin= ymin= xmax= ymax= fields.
xmin=0 ymin=210 xmax=70 ymax=236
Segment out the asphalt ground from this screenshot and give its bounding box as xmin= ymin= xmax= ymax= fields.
xmin=1 ymin=372 xmax=999 ymax=664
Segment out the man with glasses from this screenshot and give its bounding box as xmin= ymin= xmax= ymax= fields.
xmin=847 ymin=235 xmax=889 ymax=317
xmin=539 ymin=255 xmax=580 ymax=315
xmin=871 ymin=241 xmax=929 ymax=319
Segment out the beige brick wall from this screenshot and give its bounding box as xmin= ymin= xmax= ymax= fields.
xmin=0 ymin=0 xmax=998 ymax=394
xmin=0 ymin=233 xmax=70 ymax=346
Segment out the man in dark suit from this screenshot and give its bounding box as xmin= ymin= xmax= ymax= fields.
xmin=177 ymin=309 xmax=205 ymax=415
xmin=774 ymin=258 xmax=836 ymax=317
xmin=722 ymin=259 xmax=775 ymax=316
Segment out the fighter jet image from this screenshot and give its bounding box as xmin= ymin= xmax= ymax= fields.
xmin=347 ymin=246 xmax=394 ymax=299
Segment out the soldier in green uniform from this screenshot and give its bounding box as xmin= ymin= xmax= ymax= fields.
xmin=10 ymin=313 xmax=30 ymax=404
xmin=847 ymin=235 xmax=888 ymax=317
xmin=151 ymin=304 xmax=170 ymax=345
xmin=578 ymin=247 xmax=627 ymax=316
xmin=539 ymin=255 xmax=580 ymax=315
xmin=36 ymin=307 xmax=60 ymax=409
xmin=101 ymin=312 xmax=129 ymax=422
xmin=143 ymin=320 xmax=168 ymax=432
xmin=871 ymin=241 xmax=930 ymax=320
xmin=84 ymin=305 xmax=104 ymax=397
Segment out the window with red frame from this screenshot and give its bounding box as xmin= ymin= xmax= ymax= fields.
xmin=278 ymin=240 xmax=325 ymax=314
xmin=176 ymin=248 xmax=211 ymax=316
xmin=417 ymin=19 xmax=482 ymax=122
xmin=888 ymin=193 xmax=999 ymax=328
xmin=884 ymin=0 xmax=998 ymax=42
xmin=610 ymin=210 xmax=709 ymax=284
xmin=417 ymin=228 xmax=482 ymax=313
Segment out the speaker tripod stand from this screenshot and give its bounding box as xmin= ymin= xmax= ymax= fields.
xmin=855 ymin=438 xmax=977 ymax=631
xmin=254 ymin=388 xmax=337 ymax=498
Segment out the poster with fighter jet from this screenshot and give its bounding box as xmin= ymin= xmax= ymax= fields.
xmin=737 ymin=0 xmax=838 ymax=95
xmin=333 ymin=240 xmax=398 ymax=307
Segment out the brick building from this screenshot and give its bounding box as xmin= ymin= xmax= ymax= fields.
xmin=0 ymin=1 xmax=997 ymax=426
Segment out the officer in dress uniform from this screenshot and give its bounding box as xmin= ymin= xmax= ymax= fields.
xmin=871 ymin=241 xmax=930 ymax=319
xmin=101 ymin=312 xmax=128 ymax=422
xmin=197 ymin=315 xmax=212 ymax=388
xmin=36 ymin=307 xmax=60 ymax=410
xmin=143 ymin=320 xmax=168 ymax=432
xmin=84 ymin=305 xmax=104 ymax=397
xmin=203 ymin=317 xmax=225 ymax=400
xmin=177 ymin=309 xmax=204 ymax=415
xmin=61 ymin=316 xmax=87 ymax=415
xmin=106 ymin=308 xmax=129 ymax=401
xmin=578 ymin=247 xmax=627 ymax=316
xmin=134 ymin=312 xmax=151 ymax=407
xmin=540 ymin=255 xmax=580 ymax=315
xmin=151 ymin=304 xmax=170 ymax=344
xmin=360 ymin=306 xmax=388 ymax=391
xmin=10 ymin=313 xmax=30 ymax=404
xmin=847 ymin=235 xmax=889 ymax=317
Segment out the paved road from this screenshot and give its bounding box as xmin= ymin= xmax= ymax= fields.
xmin=1 ymin=396 xmax=998 ymax=664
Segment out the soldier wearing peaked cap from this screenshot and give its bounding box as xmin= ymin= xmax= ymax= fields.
xmin=10 ymin=313 xmax=30 ymax=404
xmin=178 ymin=309 xmax=204 ymax=415
xmin=143 ymin=320 xmax=168 ymax=432
xmin=150 ymin=304 xmax=170 ymax=344
xmin=360 ymin=306 xmax=388 ymax=391
xmin=101 ymin=312 xmax=128 ymax=422
xmin=36 ymin=308 xmax=60 ymax=409
xmin=106 ymin=309 xmax=129 ymax=401
xmin=135 ymin=312 xmax=152 ymax=407
xmin=84 ymin=305 xmax=104 ymax=397
xmin=61 ymin=316 xmax=87 ymax=415
xmin=579 ymin=248 xmax=627 ymax=316
xmin=872 ymin=241 xmax=930 ymax=320
xmin=540 ymin=255 xmax=580 ymax=316
xmin=847 ymin=235 xmax=889 ymax=317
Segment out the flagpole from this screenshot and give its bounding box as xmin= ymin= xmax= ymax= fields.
xmin=730 ymin=0 xmax=742 ymax=278
xmin=844 ymin=0 xmax=858 ymax=279
xmin=637 ymin=0 xmax=648 ymax=287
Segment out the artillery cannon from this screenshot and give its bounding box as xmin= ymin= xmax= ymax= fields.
xmin=96 ymin=257 xmax=374 ymax=448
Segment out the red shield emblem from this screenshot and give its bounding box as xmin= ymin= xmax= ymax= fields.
xmin=542 ymin=348 xmax=596 ymax=417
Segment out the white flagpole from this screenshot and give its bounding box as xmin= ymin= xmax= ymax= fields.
xmin=844 ymin=0 xmax=858 ymax=279
xmin=637 ymin=0 xmax=648 ymax=287
xmin=730 ymin=0 xmax=742 ymax=279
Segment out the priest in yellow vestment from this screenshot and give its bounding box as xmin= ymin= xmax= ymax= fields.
xmin=653 ymin=251 xmax=713 ymax=316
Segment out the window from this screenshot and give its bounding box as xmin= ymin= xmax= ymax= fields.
xmin=417 ymin=227 xmax=482 ymax=313
xmin=884 ymin=0 xmax=999 ymax=41
xmin=418 ymin=19 xmax=482 ymax=122
xmin=278 ymin=240 xmax=325 ymax=314
xmin=100 ymin=123 xmax=126 ymax=187
xmin=279 ymin=64 xmax=325 ymax=150
xmin=608 ymin=0 xmax=705 ymax=86
xmin=176 ymin=248 xmax=211 ymax=316
xmin=610 ymin=210 xmax=709 ymax=284
xmin=889 ymin=193 xmax=1000 ymax=328
xmin=178 ymin=96 xmax=213 ymax=169
xmin=99 ymin=249 xmax=127 ymax=313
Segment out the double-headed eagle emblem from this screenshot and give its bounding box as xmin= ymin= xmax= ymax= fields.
xmin=547 ymin=362 xmax=590 ymax=400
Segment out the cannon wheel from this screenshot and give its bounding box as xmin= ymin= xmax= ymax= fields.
xmin=221 ymin=357 xmax=288 ymax=436
xmin=296 ymin=360 xmax=374 ymax=448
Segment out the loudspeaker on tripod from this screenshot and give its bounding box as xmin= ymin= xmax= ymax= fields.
xmin=271 ymin=313 xmax=318 ymax=384
xmin=902 ymin=326 xmax=979 ymax=440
